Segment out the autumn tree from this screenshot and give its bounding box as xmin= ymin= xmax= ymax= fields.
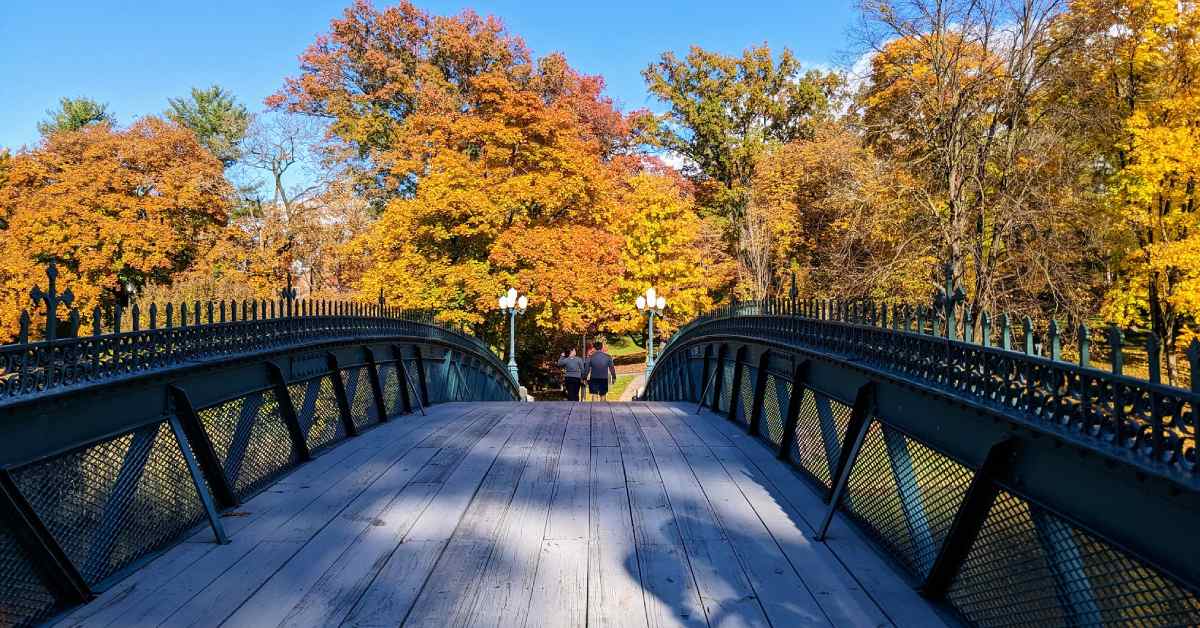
xmin=750 ymin=121 xmax=933 ymax=302
xmin=642 ymin=44 xmax=840 ymax=298
xmin=272 ymin=0 xmax=638 ymax=380
xmin=37 ymin=96 xmax=114 ymax=136
xmin=1053 ymin=0 xmax=1200 ymax=383
xmin=0 ymin=117 xmax=232 ymax=339
xmin=611 ymin=170 xmax=724 ymax=339
xmin=166 ymin=85 xmax=250 ymax=167
xmin=856 ymin=0 xmax=1098 ymax=328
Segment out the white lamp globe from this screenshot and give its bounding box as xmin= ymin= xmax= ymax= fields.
xmin=646 ymin=287 xmax=656 ymax=303
xmin=517 ymin=295 xmax=528 ymax=309
xmin=498 ymin=296 xmax=507 ymax=309
xmin=636 ymin=295 xmax=647 ymax=310
xmin=656 ymin=296 xmax=666 ymax=310
xmin=507 ymin=287 xmax=518 ymax=303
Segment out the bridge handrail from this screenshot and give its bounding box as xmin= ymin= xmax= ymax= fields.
xmin=658 ymin=301 xmax=1198 ymax=487
xmin=0 ymin=305 xmax=513 ymax=406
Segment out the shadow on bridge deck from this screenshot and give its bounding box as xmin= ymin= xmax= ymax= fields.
xmin=56 ymin=401 xmax=949 ymax=627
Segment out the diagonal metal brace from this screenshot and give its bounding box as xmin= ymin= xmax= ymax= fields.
xmin=817 ymin=383 xmax=875 ymax=541
xmin=0 ymin=468 xmax=92 ymax=605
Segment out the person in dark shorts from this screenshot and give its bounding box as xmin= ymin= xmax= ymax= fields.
xmin=558 ymin=348 xmax=584 ymax=401
xmin=584 ymin=341 xmax=616 ymax=401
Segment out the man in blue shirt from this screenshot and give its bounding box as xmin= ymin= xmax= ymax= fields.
xmin=584 ymin=341 xmax=616 ymax=401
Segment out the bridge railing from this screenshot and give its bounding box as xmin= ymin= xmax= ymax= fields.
xmin=646 ymin=301 xmax=1200 ymax=627
xmin=0 ymin=290 xmax=518 ymax=627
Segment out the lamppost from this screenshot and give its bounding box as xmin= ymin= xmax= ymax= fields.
xmin=498 ymin=287 xmax=527 ymax=384
xmin=636 ymin=287 xmax=667 ymax=381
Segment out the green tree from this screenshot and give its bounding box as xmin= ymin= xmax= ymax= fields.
xmin=166 ymin=85 xmax=250 ymax=167
xmin=642 ymin=45 xmax=839 ymax=219
xmin=37 ymin=96 xmax=114 ymax=136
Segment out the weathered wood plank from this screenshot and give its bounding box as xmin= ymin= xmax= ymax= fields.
xmin=680 ymin=445 xmax=830 ymax=627
xmin=525 ymin=539 xmax=588 ymax=628
xmin=464 ymin=405 xmax=570 ymax=628
xmin=401 ymin=407 xmax=547 ymax=627
xmin=591 ymin=401 xmax=619 ymax=447
xmin=220 ymin=447 xmax=441 ymax=627
xmin=588 ymin=445 xmax=649 ymax=628
xmin=544 ymin=403 xmax=591 ymax=540
xmin=342 ymin=540 xmax=444 ymax=627
xmin=651 ymin=402 xmax=729 ymax=448
xmin=277 ymin=483 xmax=440 ymax=627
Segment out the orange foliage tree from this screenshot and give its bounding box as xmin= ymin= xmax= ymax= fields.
xmin=0 ymin=118 xmax=232 ymax=338
xmin=271 ymin=0 xmax=641 ymax=373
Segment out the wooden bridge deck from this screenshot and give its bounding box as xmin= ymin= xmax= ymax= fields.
xmin=57 ymin=401 xmax=950 ymax=627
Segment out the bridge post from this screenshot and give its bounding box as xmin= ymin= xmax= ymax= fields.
xmin=712 ymin=345 xmax=727 ymax=412
xmin=0 ymin=468 xmax=92 ymax=606
xmin=363 ymin=347 xmax=390 ymax=423
xmin=390 ymin=345 xmax=413 ymax=414
xmin=817 ymin=383 xmax=875 ymax=541
xmin=747 ymin=351 xmax=771 ymax=436
xmin=414 ymin=346 xmax=430 ymax=406
xmin=325 ymin=353 xmax=359 ymax=437
xmin=777 ymin=360 xmax=811 ymax=461
xmin=920 ymin=438 xmax=1017 ymax=599
xmin=266 ymin=361 xmax=313 ymax=463
xmin=168 ymin=386 xmax=239 ymax=509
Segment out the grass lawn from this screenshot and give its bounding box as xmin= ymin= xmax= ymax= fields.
xmin=605 ymin=335 xmax=645 ymax=358
xmin=608 ymin=373 xmax=636 ymax=399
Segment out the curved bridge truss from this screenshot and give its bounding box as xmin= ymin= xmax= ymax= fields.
xmin=644 ymin=304 xmax=1200 ymax=627
xmin=0 ymin=311 xmax=517 ymax=626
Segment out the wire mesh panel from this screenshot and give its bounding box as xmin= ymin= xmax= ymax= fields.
xmin=842 ymin=423 xmax=973 ymax=580
xmin=289 ymin=377 xmax=346 ymax=453
xmin=719 ymin=359 xmax=735 ymax=413
xmin=378 ymin=363 xmax=402 ymax=416
xmin=11 ymin=421 xmax=207 ymax=585
xmin=198 ymin=390 xmax=298 ymax=499
xmin=786 ymin=390 xmax=849 ymax=489
xmin=737 ymin=365 xmax=755 ymax=426
xmin=0 ymin=522 xmax=59 ymax=627
xmin=757 ymin=372 xmax=790 ymax=446
xmin=946 ymin=490 xmax=1200 ymax=627
xmin=343 ymin=366 xmax=377 ymax=430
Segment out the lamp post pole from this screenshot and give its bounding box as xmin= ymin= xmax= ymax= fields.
xmin=499 ymin=288 xmax=527 ymax=385
xmin=637 ymin=287 xmax=667 ymax=383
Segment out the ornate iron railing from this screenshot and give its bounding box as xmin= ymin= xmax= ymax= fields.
xmin=645 ymin=303 xmax=1200 ymax=627
xmin=0 ymin=267 xmax=519 ymax=627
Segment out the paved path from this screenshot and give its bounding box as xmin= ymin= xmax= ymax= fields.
xmin=619 ymin=373 xmax=645 ymax=401
xmin=60 ymin=401 xmax=949 ymax=627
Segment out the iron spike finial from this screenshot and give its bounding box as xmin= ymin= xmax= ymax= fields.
xmin=30 ymin=258 xmax=75 ymax=342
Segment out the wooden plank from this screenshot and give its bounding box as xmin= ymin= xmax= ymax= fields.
xmin=525 ymin=539 xmax=588 ymax=628
xmin=409 ymin=410 xmax=507 ymax=483
xmin=345 ymin=406 xmax=528 ymax=626
xmin=218 ymin=447 xmax=441 ymax=627
xmin=680 ymin=445 xmax=830 ymax=627
xmin=277 ymin=483 xmax=440 ymax=627
xmin=544 ymin=403 xmax=591 ymax=540
xmin=341 ymin=540 xmax=444 ymax=627
xmin=588 ymin=445 xmax=649 ymax=628
xmin=464 ymin=405 xmax=571 ymax=628
xmin=651 ymin=402 xmax=729 ymax=447
xmin=155 ymin=540 xmax=305 ymax=628
xmin=613 ymin=405 xmax=708 ymax=628
xmin=684 ymin=404 xmax=950 ymax=628
xmin=72 ymin=403 xmax=477 ymax=628
xmin=710 ymin=445 xmax=892 ymax=627
xmin=401 ymin=407 xmax=547 ymax=627
xmin=636 ymin=543 xmax=710 ymax=628
xmin=591 ymin=401 xmax=619 ymax=446
xmin=633 ymin=405 xmax=769 ymax=626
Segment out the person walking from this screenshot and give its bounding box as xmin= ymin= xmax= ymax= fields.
xmin=584 ymin=340 xmax=617 ymax=401
xmin=558 ymin=348 xmax=584 ymax=402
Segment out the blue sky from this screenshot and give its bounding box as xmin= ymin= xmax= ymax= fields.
xmin=0 ymin=1 xmax=858 ymax=150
